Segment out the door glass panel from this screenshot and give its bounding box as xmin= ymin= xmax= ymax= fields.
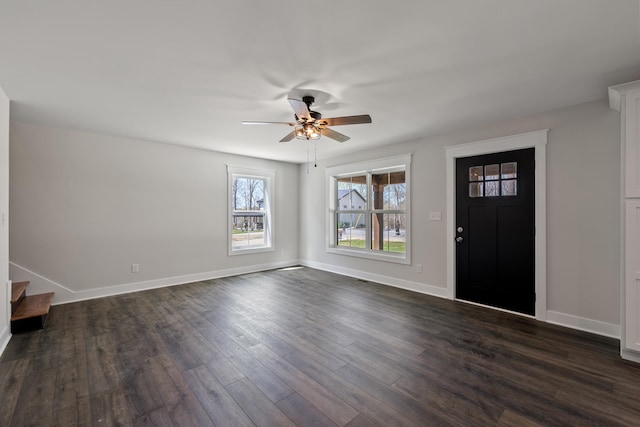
xmin=502 ymin=179 xmax=517 ymax=196
xmin=501 ymin=162 xmax=517 ymax=179
xmin=485 ymin=181 xmax=499 ymax=197
xmin=469 ymin=182 xmax=483 ymax=198
xmin=485 ymin=164 xmax=499 ymax=180
xmin=469 ymin=166 xmax=483 ymax=181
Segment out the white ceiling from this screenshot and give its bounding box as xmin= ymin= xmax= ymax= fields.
xmin=0 ymin=1 xmax=639 ymax=163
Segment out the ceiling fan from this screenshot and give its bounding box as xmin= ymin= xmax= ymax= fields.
xmin=242 ymin=96 xmax=372 ymax=143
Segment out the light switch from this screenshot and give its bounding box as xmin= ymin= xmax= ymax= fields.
xmin=429 ymin=211 xmax=442 ymax=221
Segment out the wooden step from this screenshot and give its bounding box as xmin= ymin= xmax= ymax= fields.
xmin=12 ymin=292 xmax=54 ymax=321
xmin=11 ymin=281 xmax=29 ymax=304
xmin=11 ymin=292 xmax=54 ymax=334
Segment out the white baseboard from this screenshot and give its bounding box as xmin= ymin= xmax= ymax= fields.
xmin=546 ymin=310 xmax=620 ymax=339
xmin=0 ymin=325 xmax=10 ymax=357
xmin=621 ymin=348 xmax=640 ymax=363
xmin=299 ymin=259 xmax=449 ymax=299
xmin=9 ymin=260 xmax=300 ymax=306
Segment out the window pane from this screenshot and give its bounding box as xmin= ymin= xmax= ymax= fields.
xmin=485 ymin=164 xmax=499 ymax=180
xmin=337 ymin=213 xmax=365 ymax=248
xmin=371 ymin=172 xmax=390 ymax=210
xmin=337 ymin=175 xmax=367 ymax=210
xmin=232 ymin=214 xmax=265 ymax=248
xmin=233 ymin=177 xmax=264 ymax=211
xmin=370 ymin=213 xmax=406 ymax=253
xmin=501 ymin=162 xmax=517 ymax=179
xmin=501 ymin=179 xmax=517 ymax=196
xmin=372 ymin=171 xmax=406 ymax=210
xmin=469 ymin=182 xmax=483 ymax=198
xmin=387 ymin=171 xmax=406 ymax=210
xmin=485 ymin=181 xmax=500 ymax=197
xmin=469 ymin=166 xmax=483 ymax=182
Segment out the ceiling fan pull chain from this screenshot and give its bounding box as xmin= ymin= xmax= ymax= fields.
xmin=314 ymin=139 xmax=317 ymax=168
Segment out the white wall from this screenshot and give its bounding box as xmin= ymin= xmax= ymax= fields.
xmin=300 ymin=99 xmax=621 ymax=335
xmin=9 ymin=123 xmax=299 ymax=302
xmin=0 ymin=86 xmax=10 ymax=353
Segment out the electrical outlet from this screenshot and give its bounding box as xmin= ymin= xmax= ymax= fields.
xmin=131 ymin=264 xmax=140 ymax=273
xmin=416 ymin=264 xmax=423 ymax=273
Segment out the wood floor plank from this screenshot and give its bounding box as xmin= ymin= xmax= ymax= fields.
xmin=248 ymin=343 xmax=359 ymax=426
xmin=183 ymin=365 xmax=254 ymax=427
xmin=336 ymin=363 xmax=460 ymax=426
xmin=225 ymin=377 xmax=297 ymax=427
xmin=0 ymin=358 xmax=30 ymax=426
xmin=285 ymin=349 xmax=414 ymax=427
xmin=276 ymin=392 xmax=340 ymax=427
xmin=147 ymin=354 xmax=214 ymax=427
xmin=90 ymin=389 xmax=134 ymax=426
xmin=9 ymin=360 xmax=57 ymax=426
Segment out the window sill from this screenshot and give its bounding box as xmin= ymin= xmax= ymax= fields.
xmin=229 ymin=246 xmax=274 ymax=256
xmin=326 ymin=246 xmax=410 ymax=265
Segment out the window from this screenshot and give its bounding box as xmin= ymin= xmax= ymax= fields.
xmin=227 ymin=166 xmax=275 ymax=255
xmin=469 ymin=162 xmax=518 ymax=198
xmin=327 ymin=155 xmax=411 ymax=264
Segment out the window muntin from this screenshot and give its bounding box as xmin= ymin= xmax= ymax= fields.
xmin=228 ymin=167 xmax=274 ymax=255
xmin=328 ymin=155 xmax=411 ymax=264
xmin=468 ymin=162 xmax=518 ymax=198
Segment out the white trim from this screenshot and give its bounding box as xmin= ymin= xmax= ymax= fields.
xmin=608 ymin=79 xmax=640 ymax=111
xmin=546 ymin=310 xmax=620 ymax=339
xmin=0 ymin=325 xmax=9 ymax=357
xmin=325 ymin=154 xmax=412 ymax=177
xmin=326 ymin=154 xmax=412 ymax=265
xmin=621 ymin=348 xmax=640 ymax=363
xmin=0 ymin=280 xmax=10 ymax=357
xmin=445 ymin=130 xmax=548 ymax=321
xmin=227 ymin=165 xmax=276 ymax=256
xmin=9 ymin=260 xmax=298 ymax=305
xmin=300 ymin=259 xmax=448 ymax=298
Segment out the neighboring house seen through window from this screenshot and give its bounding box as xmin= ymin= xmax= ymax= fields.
xmin=228 ymin=166 xmax=274 ymax=255
xmin=327 ymin=155 xmax=411 ymax=264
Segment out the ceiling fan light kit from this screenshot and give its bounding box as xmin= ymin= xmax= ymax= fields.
xmin=242 ymin=95 xmax=372 ymax=143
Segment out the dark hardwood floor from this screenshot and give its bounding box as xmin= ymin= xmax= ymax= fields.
xmin=1 ymin=267 xmax=640 ymax=426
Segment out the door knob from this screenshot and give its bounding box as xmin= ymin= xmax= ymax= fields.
xmin=456 ymin=236 xmax=463 ymax=243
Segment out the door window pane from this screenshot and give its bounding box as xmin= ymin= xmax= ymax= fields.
xmin=469 ymin=166 xmax=483 ymax=181
xmin=469 ymin=182 xmax=483 ymax=198
xmin=502 ymin=179 xmax=517 ymax=196
xmin=501 ymin=162 xmax=517 ymax=179
xmin=485 ymin=181 xmax=500 ymax=197
xmin=485 ymin=164 xmax=499 ymax=180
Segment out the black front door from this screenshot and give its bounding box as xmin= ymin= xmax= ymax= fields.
xmin=455 ymin=148 xmax=535 ymax=315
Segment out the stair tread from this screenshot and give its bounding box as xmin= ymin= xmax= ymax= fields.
xmin=11 ymin=293 xmax=54 ymax=321
xmin=11 ymin=281 xmax=29 ymax=304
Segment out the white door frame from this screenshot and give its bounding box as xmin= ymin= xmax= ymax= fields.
xmin=445 ymin=130 xmax=548 ymax=320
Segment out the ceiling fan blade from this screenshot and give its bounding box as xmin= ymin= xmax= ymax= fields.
xmin=288 ymin=98 xmax=311 ymax=121
xmin=242 ymin=121 xmax=296 ymax=126
xmin=322 ymin=127 xmax=350 ymax=143
xmin=279 ymin=131 xmax=296 ymax=142
xmin=321 ymin=115 xmax=372 ymax=126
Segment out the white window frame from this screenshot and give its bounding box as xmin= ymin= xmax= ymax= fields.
xmin=227 ymin=166 xmax=275 ymax=256
xmin=326 ymin=154 xmax=411 ymax=264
